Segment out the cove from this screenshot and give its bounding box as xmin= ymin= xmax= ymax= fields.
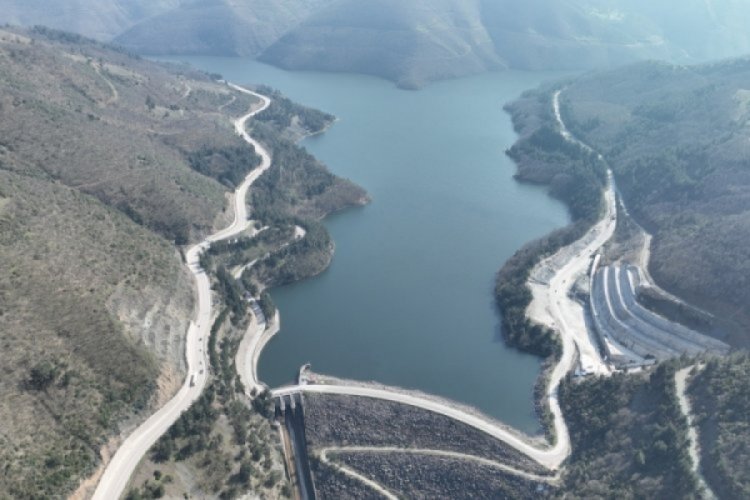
xmin=165 ymin=57 xmax=569 ymax=434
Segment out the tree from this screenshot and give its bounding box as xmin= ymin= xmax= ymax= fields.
xmin=236 ymin=460 xmax=253 ymax=484
xmin=27 ymin=361 xmax=58 ymax=390
xmin=252 ymin=389 xmax=274 ymax=419
xmin=124 ymin=489 xmax=143 ymax=500
xmin=151 ymin=438 xmax=173 ymax=463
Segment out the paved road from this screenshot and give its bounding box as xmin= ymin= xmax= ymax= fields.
xmin=539 ymin=90 xmax=618 ymax=459
xmin=92 ymin=84 xmax=272 ymax=500
xmin=273 ymin=383 xmax=567 ymax=469
xmin=547 ymin=89 xmax=616 ymax=377
xmin=236 ymin=311 xmax=280 ymax=395
xmin=542 ymin=170 xmax=617 ymax=460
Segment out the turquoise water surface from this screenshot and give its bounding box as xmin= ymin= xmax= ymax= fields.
xmin=166 ymin=57 xmax=569 ymax=434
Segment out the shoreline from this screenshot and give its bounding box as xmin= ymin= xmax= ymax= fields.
xmin=233 ymin=112 xmax=358 ymax=397
xmin=266 ymin=87 xmax=618 ymax=472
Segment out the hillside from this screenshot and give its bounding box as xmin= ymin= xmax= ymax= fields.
xmin=688 ymin=354 xmax=750 ymax=499
xmin=113 ymin=0 xmax=334 ymax=58
xmin=559 ymin=363 xmax=698 ymax=498
xmin=0 ymin=26 xmax=364 ymax=497
xmin=0 ymin=26 xmax=249 ymax=497
xmin=503 ymin=57 xmax=750 ymax=348
xmin=558 ymin=59 xmax=750 ymax=344
xmin=4 ymin=0 xmax=749 ymax=88
xmin=259 ymin=0 xmax=503 ymax=89
xmin=0 ymin=0 xmax=179 ymax=40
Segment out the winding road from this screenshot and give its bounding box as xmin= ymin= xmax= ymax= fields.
xmin=237 ymin=311 xmax=280 ymax=395
xmin=92 ymin=84 xmax=272 ymax=500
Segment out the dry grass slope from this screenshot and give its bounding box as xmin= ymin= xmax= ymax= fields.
xmin=0 ymin=27 xmax=268 ymax=497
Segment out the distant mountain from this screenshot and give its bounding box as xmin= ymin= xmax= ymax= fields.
xmin=258 ymin=0 xmax=504 ymax=89
xmin=113 ymin=0 xmax=334 ymax=57
xmin=0 ymin=0 xmax=179 ymax=40
xmin=3 ymin=0 xmax=750 ymax=86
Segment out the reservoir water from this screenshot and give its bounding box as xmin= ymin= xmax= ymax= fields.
xmin=167 ymin=58 xmax=569 ymax=434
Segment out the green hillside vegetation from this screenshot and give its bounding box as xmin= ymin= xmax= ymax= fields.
xmin=187 ymin=145 xmax=261 ymax=188
xmin=0 ymin=26 xmax=364 ymax=497
xmin=503 ymin=57 xmax=750 ymax=350
xmin=259 ymin=0 xmax=503 ymax=89
xmin=126 ymin=309 xmax=290 ymax=499
xmin=0 ymin=171 xmax=176 ymax=498
xmin=0 ymin=26 xmax=263 ymax=245
xmin=246 ymin=83 xmax=367 ymax=223
xmin=204 ymin=82 xmax=367 ymax=293
xmin=254 ymin=84 xmax=335 ymax=141
xmin=688 ymin=354 xmax=750 ymax=499
xmin=554 ymin=59 xmax=750 ymax=344
xmin=559 ymin=363 xmax=698 ymax=498
xmin=0 ymin=29 xmax=242 ymax=498
xmin=500 ymin=63 xmax=750 ymax=496
xmin=237 ymin=116 xmax=367 ymax=290
xmin=0 ymin=26 xmax=244 ymax=497
xmin=127 ymin=90 xmax=366 ymax=498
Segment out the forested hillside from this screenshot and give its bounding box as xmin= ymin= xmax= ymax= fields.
xmin=560 ymin=363 xmax=697 ymax=498
xmin=120 ymin=0 xmax=750 ymax=88
xmin=113 ymin=0 xmax=333 ymax=58
xmin=557 ymin=59 xmax=750 ymax=344
xmin=504 ymin=57 xmax=750 ymax=347
xmin=688 ymin=354 xmax=750 ymax=499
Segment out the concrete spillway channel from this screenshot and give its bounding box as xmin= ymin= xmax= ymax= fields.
xmin=619 ymin=266 xmax=729 ymax=355
xmin=606 ymin=266 xmax=683 ymax=358
xmin=590 ymin=264 xmax=729 ymax=362
xmin=594 ymin=266 xmax=674 ymax=359
xmin=613 ymin=267 xmax=693 ymax=354
xmin=276 ymin=394 xmax=316 ymax=500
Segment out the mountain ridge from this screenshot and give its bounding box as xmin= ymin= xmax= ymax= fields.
xmin=3 ymin=0 xmax=750 ymax=87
